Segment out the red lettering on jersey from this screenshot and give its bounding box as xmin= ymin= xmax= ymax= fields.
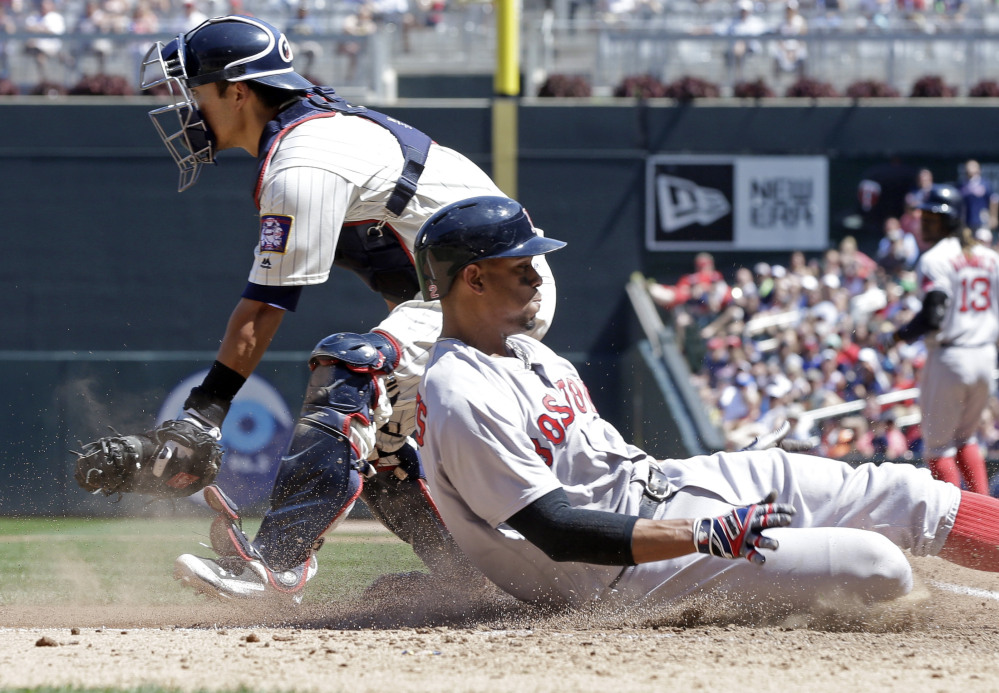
xmin=537 ymin=413 xmax=565 ymax=445
xmin=543 ymin=393 xmax=575 ymax=428
xmin=536 ymin=376 xmax=598 ymax=449
xmin=414 ymin=394 xmax=427 ymax=447
xmin=566 ymin=379 xmax=588 ymax=413
xmin=532 ymin=438 xmax=554 ymax=466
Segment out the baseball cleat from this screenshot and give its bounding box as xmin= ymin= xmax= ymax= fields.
xmin=174 ymin=553 xmax=317 ymax=606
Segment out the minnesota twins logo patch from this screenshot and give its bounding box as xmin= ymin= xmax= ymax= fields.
xmin=259 ymin=214 xmax=292 ymax=253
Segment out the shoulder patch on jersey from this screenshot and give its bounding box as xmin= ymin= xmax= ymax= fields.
xmin=259 ymin=214 xmax=293 ymax=254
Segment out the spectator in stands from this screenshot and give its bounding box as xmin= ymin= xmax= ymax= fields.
xmin=337 ymin=1 xmax=377 ymax=82
xmin=129 ymin=1 xmax=159 ymax=35
xmin=784 ymin=403 xmax=817 ymax=447
xmin=177 ymin=0 xmax=208 ymax=31
xmin=811 ymin=0 xmax=843 ymax=32
xmin=845 ymin=346 xmax=891 ymax=401
xmin=771 ymin=0 xmax=807 ymax=82
xmin=826 ymin=415 xmax=875 ymax=461
xmin=719 ymin=0 xmax=767 ymax=81
xmin=70 ymin=0 xmax=117 ymax=75
xmin=837 ymin=235 xmax=877 ymax=294
xmin=875 ymin=216 xmax=920 ymax=273
xmin=649 ymin=252 xmax=729 ymax=309
xmin=127 ymin=0 xmax=159 ymax=65
xmin=872 ymin=407 xmax=910 ymax=461
xmin=371 ymin=0 xmax=415 ymax=53
xmin=960 ymin=159 xmax=999 ymax=234
xmin=976 ymin=227 xmax=994 ymax=249
xmin=650 ymin=252 xmax=733 ymax=351
xmin=856 ymin=0 xmax=891 ymax=31
xmin=23 ymin=0 xmax=66 ymax=83
xmin=0 ymin=3 xmax=17 ymax=78
xmin=906 ymin=167 xmax=935 ymax=208
xmin=718 ymin=370 xmax=761 ymax=438
xmin=287 ymin=3 xmax=324 ymax=77
xmin=753 ymin=262 xmax=775 ymax=305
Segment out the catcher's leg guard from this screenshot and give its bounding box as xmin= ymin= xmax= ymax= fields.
xmin=253 ymin=332 xmax=399 ymax=572
xmin=362 ymin=443 xmax=482 ymax=584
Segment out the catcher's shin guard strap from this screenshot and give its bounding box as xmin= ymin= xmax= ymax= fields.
xmin=254 ymin=423 xmax=362 ymax=571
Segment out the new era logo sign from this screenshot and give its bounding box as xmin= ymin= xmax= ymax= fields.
xmin=655 ymin=174 xmax=731 ymax=233
xmin=645 ymin=155 xmax=828 ymax=251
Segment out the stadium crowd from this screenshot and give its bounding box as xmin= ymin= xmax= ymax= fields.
xmin=648 ymin=164 xmax=999 ymax=481
xmin=0 ymin=0 xmax=444 ymax=91
xmin=0 ymin=0 xmax=993 ymax=93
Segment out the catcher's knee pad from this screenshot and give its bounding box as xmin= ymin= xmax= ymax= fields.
xmin=300 ymin=331 xmax=401 ymax=460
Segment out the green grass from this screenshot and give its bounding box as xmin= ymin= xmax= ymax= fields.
xmin=0 ymin=517 xmax=424 ymax=607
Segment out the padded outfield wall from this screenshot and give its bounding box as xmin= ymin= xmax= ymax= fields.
xmin=3 ymin=97 xmax=999 ymax=515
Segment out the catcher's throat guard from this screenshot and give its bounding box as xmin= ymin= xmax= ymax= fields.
xmin=74 ymin=419 xmax=223 ymax=499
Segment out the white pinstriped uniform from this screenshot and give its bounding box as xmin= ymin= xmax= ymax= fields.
xmin=418 ymin=334 xmax=960 ymax=609
xmin=247 ymin=114 xmax=557 ymax=454
xmin=917 ymin=237 xmax=999 ymax=458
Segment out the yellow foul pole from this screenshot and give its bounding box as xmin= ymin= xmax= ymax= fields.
xmin=493 ymin=0 xmax=519 ymax=198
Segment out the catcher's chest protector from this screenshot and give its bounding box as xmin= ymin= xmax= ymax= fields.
xmin=255 ymin=88 xmax=433 ymax=304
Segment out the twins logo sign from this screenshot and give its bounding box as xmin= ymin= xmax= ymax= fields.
xmin=157 ymin=371 xmax=294 ymax=510
xmin=646 ymin=155 xmax=828 ymax=251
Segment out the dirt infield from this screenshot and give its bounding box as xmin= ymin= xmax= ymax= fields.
xmin=2 ymin=554 xmax=999 ymax=692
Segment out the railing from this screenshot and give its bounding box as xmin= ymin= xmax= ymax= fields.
xmin=5 ymin=17 xmax=999 ymax=101
xmin=0 ymin=30 xmax=391 ymax=100
xmin=523 ymin=22 xmax=999 ymax=97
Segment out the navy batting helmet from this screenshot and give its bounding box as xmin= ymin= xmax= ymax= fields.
xmin=414 ymin=196 xmax=566 ymax=300
xmin=918 ymin=183 xmax=964 ymax=233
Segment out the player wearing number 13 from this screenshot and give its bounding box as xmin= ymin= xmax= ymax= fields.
xmin=885 ymin=183 xmax=999 ymax=494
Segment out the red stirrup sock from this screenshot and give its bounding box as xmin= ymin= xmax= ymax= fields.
xmin=929 ymin=456 xmax=962 ymax=488
xmin=939 ymin=490 xmax=999 ymax=571
xmin=956 ymin=443 xmax=990 ymax=495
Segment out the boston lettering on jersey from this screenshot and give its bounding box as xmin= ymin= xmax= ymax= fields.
xmin=536 ymin=377 xmax=596 ymax=446
xmin=254 ymin=86 xmax=434 ymax=305
xmin=414 ymin=375 xmax=597 ymax=467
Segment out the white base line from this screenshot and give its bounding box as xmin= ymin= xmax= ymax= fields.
xmin=929 ymin=580 xmax=999 ymax=601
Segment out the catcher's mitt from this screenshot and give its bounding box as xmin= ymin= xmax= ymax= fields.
xmin=74 ymin=419 xmax=223 ymax=499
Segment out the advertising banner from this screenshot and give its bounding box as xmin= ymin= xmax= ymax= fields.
xmin=646 ymin=155 xmax=828 ymax=251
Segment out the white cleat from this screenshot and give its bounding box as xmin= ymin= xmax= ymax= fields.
xmin=174 ymin=553 xmax=317 ymax=606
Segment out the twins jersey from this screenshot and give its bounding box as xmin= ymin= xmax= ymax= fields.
xmin=416 ymin=334 xmax=654 ymax=604
xmin=418 ymin=335 xmax=962 ymax=609
xmin=249 ymin=113 xmax=504 ymax=289
xmin=917 ymin=236 xmax=999 ymax=348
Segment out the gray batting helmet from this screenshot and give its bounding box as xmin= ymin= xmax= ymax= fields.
xmin=414 ymin=196 xmax=566 ymax=300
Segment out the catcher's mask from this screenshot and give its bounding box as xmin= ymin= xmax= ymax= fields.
xmin=139 ymin=15 xmax=312 ymax=191
xmin=414 ymin=196 xmax=566 ymax=300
